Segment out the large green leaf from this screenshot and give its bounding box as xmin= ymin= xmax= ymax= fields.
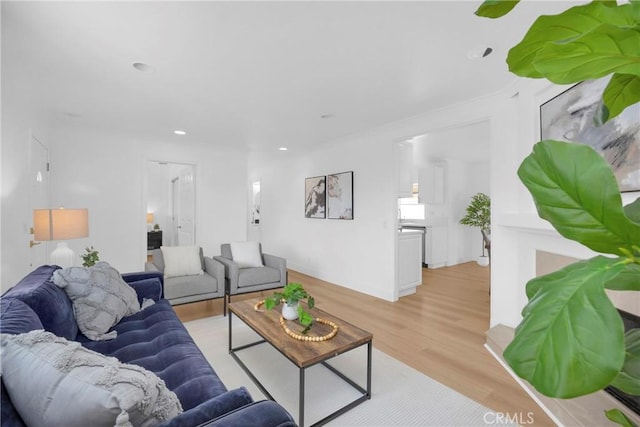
xmin=625 ymin=197 xmax=640 ymax=223
xmin=507 ymin=2 xmax=638 ymax=79
xmin=605 ymin=409 xmax=637 ymax=427
xmin=475 ymin=1 xmax=520 ymax=19
xmin=605 ymin=262 xmax=640 ymax=291
xmin=518 ymin=140 xmax=640 ymax=256
xmin=610 ymin=328 xmax=640 ymax=395
xmin=603 ymin=74 xmax=640 ymax=121
xmin=505 ymin=256 xmax=626 ymax=398
xmin=533 ymin=24 xmax=640 ymax=84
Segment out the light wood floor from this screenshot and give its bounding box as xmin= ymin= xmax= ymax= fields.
xmin=174 ymin=263 xmax=555 ymax=426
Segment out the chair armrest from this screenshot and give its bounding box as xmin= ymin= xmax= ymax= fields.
xmin=195 ymin=400 xmax=296 ymax=427
xmin=122 ymin=272 xmax=164 ymax=301
xmin=263 ymin=254 xmax=287 ymax=287
xmin=204 ymin=257 xmax=225 ymax=288
xmin=158 ymin=387 xmax=254 ymax=427
xmin=213 ymin=256 xmax=239 ymax=292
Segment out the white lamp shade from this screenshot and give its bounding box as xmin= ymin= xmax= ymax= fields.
xmin=33 ymin=209 xmax=89 ymax=241
xmin=146 ymin=213 xmax=154 ymax=224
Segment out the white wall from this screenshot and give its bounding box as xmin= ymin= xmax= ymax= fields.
xmin=1 ymin=76 xmax=52 ymax=290
xmin=248 ymin=133 xmax=397 ymax=301
xmin=46 ymin=127 xmax=248 ymax=275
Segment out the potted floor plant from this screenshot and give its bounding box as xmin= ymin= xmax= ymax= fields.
xmin=459 ymin=193 xmax=491 ymax=266
xmin=264 ymin=283 xmax=315 ymax=334
xmin=476 ymin=1 xmax=640 ymax=425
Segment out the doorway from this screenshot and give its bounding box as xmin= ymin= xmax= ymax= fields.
xmin=146 ymin=161 xmax=196 ymax=250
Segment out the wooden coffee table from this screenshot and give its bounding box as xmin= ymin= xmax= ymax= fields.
xmin=228 ymin=297 xmax=373 ymax=427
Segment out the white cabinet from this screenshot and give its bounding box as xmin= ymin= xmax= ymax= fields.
xmin=397 ymin=230 xmax=423 ymax=298
xmin=426 ymin=226 xmax=448 ymax=268
xmin=419 ymin=164 xmax=445 ymax=204
xmin=395 ymin=142 xmax=413 ymax=197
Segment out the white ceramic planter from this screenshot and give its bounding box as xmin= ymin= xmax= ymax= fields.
xmin=477 ymin=256 xmax=490 ymax=267
xmin=282 ymin=302 xmax=299 ymax=320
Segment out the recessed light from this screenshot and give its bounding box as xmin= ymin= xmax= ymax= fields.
xmin=132 ymin=62 xmax=153 ymax=72
xmin=279 ymin=147 xmax=288 ymax=151
xmin=173 ymin=130 xmax=186 ymax=135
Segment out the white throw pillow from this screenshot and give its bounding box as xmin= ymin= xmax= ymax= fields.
xmin=230 ymin=241 xmax=264 ymax=268
xmin=53 ymin=262 xmax=141 ymax=341
xmin=161 ymin=246 xmax=204 ymax=278
xmin=0 ymin=330 xmax=183 ymax=427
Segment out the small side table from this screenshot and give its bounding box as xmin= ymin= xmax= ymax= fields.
xmin=147 ymin=231 xmax=162 ymax=250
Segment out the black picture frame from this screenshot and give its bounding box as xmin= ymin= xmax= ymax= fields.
xmin=540 ymin=77 xmax=640 ymax=193
xmin=326 ymin=171 xmax=354 ymax=220
xmin=304 ymin=176 xmax=325 ymax=218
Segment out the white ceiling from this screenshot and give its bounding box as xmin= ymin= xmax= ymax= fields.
xmin=2 ymin=1 xmax=573 ymax=152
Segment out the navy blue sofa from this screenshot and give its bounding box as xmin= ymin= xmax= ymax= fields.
xmin=0 ymin=265 xmax=296 ymax=427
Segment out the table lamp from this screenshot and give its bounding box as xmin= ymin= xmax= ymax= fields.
xmin=33 ymin=208 xmax=89 ymax=268
xmin=147 ymin=212 xmax=154 ymax=231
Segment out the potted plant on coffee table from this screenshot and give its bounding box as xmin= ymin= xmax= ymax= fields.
xmin=264 ymin=283 xmax=315 ymax=334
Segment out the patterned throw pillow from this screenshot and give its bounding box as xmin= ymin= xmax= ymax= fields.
xmin=0 ymin=330 xmax=183 ymax=427
xmin=53 ymin=261 xmax=141 ymax=341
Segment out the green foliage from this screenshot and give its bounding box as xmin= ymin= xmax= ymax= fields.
xmin=264 ymin=283 xmax=315 ymax=333
xmin=81 ymin=246 xmax=99 ymax=267
xmin=477 ymin=1 xmax=640 ymax=422
xmin=459 ymin=193 xmax=491 ymax=233
xmin=474 ymin=0 xmax=520 ymax=19
xmin=508 ymin=140 xmax=640 ymax=400
xmin=517 ymin=141 xmax=640 ymax=256
xmin=606 ymin=408 xmax=637 ymax=427
xmin=478 ymin=0 xmax=640 ymax=121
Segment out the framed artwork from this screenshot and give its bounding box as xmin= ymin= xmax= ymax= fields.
xmin=304 ymin=176 xmax=325 ymax=218
xmin=540 ymin=76 xmax=640 ymax=192
xmin=327 ymin=171 xmax=353 ymax=220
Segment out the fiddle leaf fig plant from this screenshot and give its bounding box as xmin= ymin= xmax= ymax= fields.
xmin=476 ymin=0 xmax=640 ymax=424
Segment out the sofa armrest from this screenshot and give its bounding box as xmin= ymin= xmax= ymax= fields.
xmin=263 ymin=254 xmax=287 ymax=287
xmin=204 ymin=257 xmax=225 ymax=290
xmin=197 ymin=400 xmax=297 ymax=427
xmin=122 ymin=272 xmax=164 ymax=301
xmin=159 ymin=387 xmax=254 ymax=427
xmin=213 ymin=256 xmax=239 ymax=292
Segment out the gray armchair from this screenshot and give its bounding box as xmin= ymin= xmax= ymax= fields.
xmin=214 ymin=243 xmax=286 ymax=315
xmin=145 ymin=247 xmax=224 ymax=305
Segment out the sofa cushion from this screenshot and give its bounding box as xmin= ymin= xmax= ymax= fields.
xmin=0 ymin=330 xmax=182 ymax=427
xmin=161 ymin=246 xmax=204 ymax=278
xmin=238 ymin=266 xmax=280 ymax=288
xmin=79 ymin=299 xmax=228 ymax=411
xmin=164 ymin=274 xmax=218 ymax=300
xmin=1 ymin=265 xmax=78 ymax=340
xmin=0 ymin=298 xmax=43 ymax=335
xmin=53 ymin=262 xmax=140 ymax=341
xmin=230 ymin=242 xmax=264 ymax=268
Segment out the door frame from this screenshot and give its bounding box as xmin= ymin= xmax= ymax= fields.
xmin=142 ymin=160 xmax=199 ymax=263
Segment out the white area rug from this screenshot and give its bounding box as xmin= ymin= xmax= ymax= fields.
xmin=184 ymin=315 xmax=505 ymax=426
